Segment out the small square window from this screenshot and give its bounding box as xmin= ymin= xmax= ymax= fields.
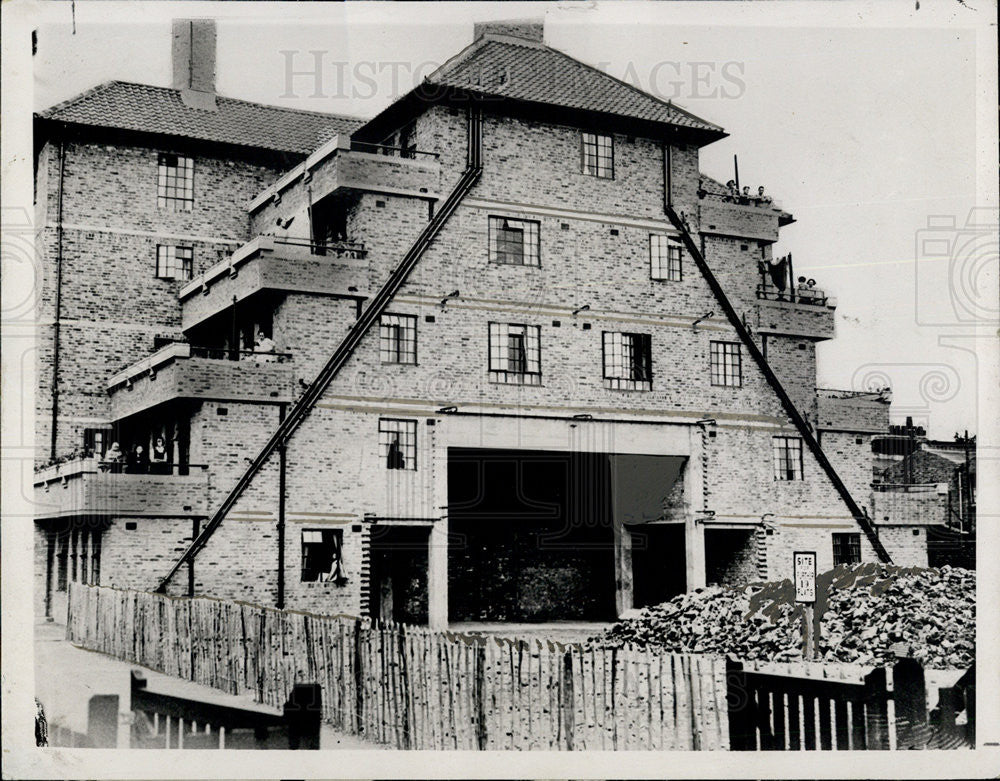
xmin=301 ymin=528 xmax=344 ymax=582
xmin=772 ymin=436 xmax=803 ymax=481
xmin=488 ymin=322 xmax=542 ymax=385
xmin=603 ymin=332 xmax=652 ymax=391
xmin=650 ymin=235 xmax=683 ymax=281
xmin=581 ymin=132 xmax=614 ymax=179
xmin=157 ymin=153 xmax=194 ymax=211
xmin=379 ymin=418 xmax=417 ymax=470
xmin=379 ymin=314 xmax=417 ymax=364
xmin=832 ymin=532 xmax=861 ymax=565
xmin=156 ymin=245 xmax=194 ymax=281
xmin=489 ymin=216 xmax=540 ymax=267
xmin=710 ymin=341 xmax=742 ymax=387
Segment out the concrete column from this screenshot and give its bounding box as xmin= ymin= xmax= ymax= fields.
xmin=685 ymin=426 xmax=707 ymax=589
xmin=428 ymin=417 xmax=448 ymax=629
xmin=613 ymin=518 xmax=633 ymax=617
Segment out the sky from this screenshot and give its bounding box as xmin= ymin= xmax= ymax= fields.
xmin=29 ymin=0 xmax=997 ymax=440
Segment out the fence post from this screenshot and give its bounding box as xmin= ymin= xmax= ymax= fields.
xmin=398 ymin=625 xmax=411 ymax=750
xmin=561 ymin=649 xmax=574 ymax=751
xmin=284 ymin=682 xmax=322 ymax=749
xmin=473 ymin=642 xmax=487 ymax=750
xmin=725 ymin=659 xmax=754 ymax=750
xmin=353 ymin=619 xmax=364 ymax=735
xmin=862 ymin=665 xmax=890 ymax=749
xmin=892 ymin=657 xmax=927 ymax=749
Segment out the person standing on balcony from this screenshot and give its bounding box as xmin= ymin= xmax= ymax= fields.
xmin=103 ymin=441 xmax=124 ymax=473
xmin=757 ymin=185 xmax=772 ymax=205
xmin=126 ymin=444 xmax=148 ymax=474
xmin=149 ymin=436 xmax=170 ymax=475
xmin=253 ymin=330 xmax=278 ymax=363
xmin=725 ymin=179 xmax=737 ymax=201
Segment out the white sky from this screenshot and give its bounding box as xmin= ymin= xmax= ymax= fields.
xmin=30 ymin=1 xmax=998 ymax=440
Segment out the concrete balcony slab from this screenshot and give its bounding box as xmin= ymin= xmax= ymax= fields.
xmin=178 ymin=235 xmax=368 ymax=331
xmin=33 ymin=458 xmax=209 ymax=520
xmin=755 ymin=296 xmax=836 ymax=341
xmin=107 ymin=343 xmax=296 ymax=421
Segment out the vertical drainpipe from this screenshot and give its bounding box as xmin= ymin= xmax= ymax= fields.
xmin=277 ymin=402 xmax=287 ymax=609
xmin=50 ymin=137 xmax=67 ymax=459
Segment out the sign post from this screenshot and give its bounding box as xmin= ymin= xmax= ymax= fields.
xmin=794 ymin=551 xmax=817 ymax=661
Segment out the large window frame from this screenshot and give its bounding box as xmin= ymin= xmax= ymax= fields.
xmin=650 ymin=234 xmax=683 ymax=281
xmin=379 ymin=313 xmax=418 ymax=364
xmin=602 ymin=331 xmax=653 ymax=391
xmin=488 ymin=216 xmax=541 ymax=267
xmin=832 ymin=533 xmax=862 ymax=566
xmin=156 ymin=244 xmax=194 ymax=281
xmin=488 ymin=322 xmax=542 ymax=385
xmin=157 ymin=153 xmax=194 ymax=211
xmin=301 ymin=528 xmax=345 ymax=582
xmin=379 ymin=418 xmax=417 ymax=471
xmin=772 ymin=436 xmax=804 ymax=481
xmin=710 ymin=341 xmax=743 ymax=387
xmin=581 ymin=132 xmax=614 ymax=179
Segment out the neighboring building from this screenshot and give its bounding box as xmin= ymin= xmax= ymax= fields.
xmin=33 ymin=18 xmax=928 ymax=628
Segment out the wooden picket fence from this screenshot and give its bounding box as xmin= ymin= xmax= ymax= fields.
xmin=67 ymin=583 xmax=730 ymax=750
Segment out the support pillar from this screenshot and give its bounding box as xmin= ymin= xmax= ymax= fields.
xmin=613 ymin=518 xmax=633 ymax=617
xmin=427 ymin=518 xmax=448 ymax=630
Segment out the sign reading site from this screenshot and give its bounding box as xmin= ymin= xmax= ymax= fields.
xmin=793 ymin=551 xmax=817 ymax=603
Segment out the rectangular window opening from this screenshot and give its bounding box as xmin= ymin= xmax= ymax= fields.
xmin=581 ymin=132 xmax=614 ymax=179
xmin=488 ymin=216 xmax=540 ymax=267
xmin=156 ymin=245 xmax=194 ymax=281
xmin=379 ymin=314 xmax=417 ymax=364
xmin=157 ymin=153 xmax=194 ymax=211
xmin=650 ymin=234 xmax=683 ymax=281
xmin=832 ymin=532 xmax=861 ymax=565
xmin=710 ymin=341 xmax=743 ymax=387
xmin=772 ymin=436 xmax=803 ymax=481
xmin=301 ymin=528 xmax=345 ymax=582
xmin=603 ymin=332 xmax=652 ymax=391
xmin=379 ymin=418 xmax=417 ymax=471
xmin=488 ymin=322 xmax=542 ymax=385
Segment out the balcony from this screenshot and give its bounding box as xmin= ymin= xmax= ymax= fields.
xmin=248 ymin=134 xmax=441 ymax=233
xmin=178 ymin=235 xmax=369 ymax=331
xmin=816 ymin=388 xmax=891 ymax=433
xmin=106 ymin=342 xmax=296 ymax=421
xmin=754 ymin=285 xmax=836 ymax=341
xmin=696 ymin=191 xmax=793 ymax=243
xmin=33 ymin=457 xmax=209 ymax=520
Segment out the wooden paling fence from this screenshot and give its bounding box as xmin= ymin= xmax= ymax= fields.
xmin=67 ymin=584 xmax=730 ymax=750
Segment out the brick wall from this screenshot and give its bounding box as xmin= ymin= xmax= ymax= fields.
xmin=35 ymin=136 xmax=286 ymax=463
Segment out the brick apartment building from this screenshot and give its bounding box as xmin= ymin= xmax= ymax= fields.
xmin=33 ymin=19 xmax=929 ymax=628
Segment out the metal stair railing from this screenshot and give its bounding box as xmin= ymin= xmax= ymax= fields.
xmin=156 ymin=115 xmax=484 ymax=592
xmin=664 ymin=206 xmax=891 ymax=563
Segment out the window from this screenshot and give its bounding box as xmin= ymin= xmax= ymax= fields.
xmin=581 ymin=132 xmax=614 ymax=178
xmin=772 ymin=436 xmax=803 ymax=481
xmin=489 ymin=216 xmax=540 ymax=267
xmin=603 ymin=332 xmax=652 ymax=391
xmin=488 ymin=322 xmax=541 ymax=385
xmin=301 ymin=528 xmax=345 ymax=582
xmin=379 ymin=314 xmax=417 ymax=364
xmin=710 ymin=341 xmax=743 ymax=387
xmin=83 ymin=427 xmax=113 ymax=458
xmin=157 ymin=153 xmax=194 ymax=211
xmin=832 ymin=533 xmax=861 ymax=566
xmin=379 ymin=418 xmax=417 ymax=470
xmin=650 ymin=235 xmax=683 ymax=281
xmin=156 ymin=245 xmax=194 ymax=281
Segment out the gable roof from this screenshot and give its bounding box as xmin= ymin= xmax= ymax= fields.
xmin=37 ymin=81 xmax=365 ymax=155
xmin=428 ymin=34 xmax=724 ymax=135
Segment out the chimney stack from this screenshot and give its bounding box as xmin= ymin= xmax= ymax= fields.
xmin=172 ymin=19 xmax=217 ymax=110
xmin=473 ymin=18 xmax=544 ymax=44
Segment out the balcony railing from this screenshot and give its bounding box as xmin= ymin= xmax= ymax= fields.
xmin=189 ymin=345 xmax=293 ymax=363
xmin=349 ymin=141 xmax=440 ymax=161
xmin=33 ymin=457 xmax=210 ymax=520
xmin=756 ymin=285 xmax=829 ymax=307
xmin=698 ymin=189 xmax=782 ymax=210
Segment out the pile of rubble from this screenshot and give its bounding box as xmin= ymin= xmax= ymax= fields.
xmin=593 ymin=566 xmax=974 ymax=669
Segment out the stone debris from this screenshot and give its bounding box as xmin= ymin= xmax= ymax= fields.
xmin=592 ymin=566 xmax=974 ymax=669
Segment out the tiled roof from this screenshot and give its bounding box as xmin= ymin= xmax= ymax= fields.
xmin=428 ymin=35 xmax=724 ymax=134
xmin=38 ymin=81 xmax=364 ymax=155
